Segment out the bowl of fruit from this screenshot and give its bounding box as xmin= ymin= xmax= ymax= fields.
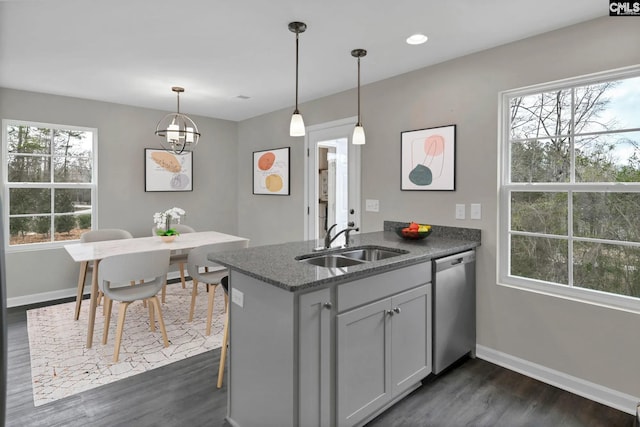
xmin=395 ymin=222 xmax=432 ymax=240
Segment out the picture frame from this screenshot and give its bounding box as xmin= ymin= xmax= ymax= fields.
xmin=401 ymin=124 xmax=456 ymax=191
xmin=144 ymin=148 xmax=193 ymax=192
xmin=253 ymin=147 xmax=290 ymax=195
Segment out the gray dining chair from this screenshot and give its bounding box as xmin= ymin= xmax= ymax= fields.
xmin=152 ymin=223 xmax=196 ymax=297
xmin=98 ymin=249 xmax=171 ymax=362
xmin=186 ymin=240 xmax=249 ymax=335
xmin=74 ymin=229 xmax=133 ymax=320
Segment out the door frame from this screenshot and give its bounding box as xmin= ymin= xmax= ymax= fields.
xmin=304 ymin=117 xmax=361 ymax=241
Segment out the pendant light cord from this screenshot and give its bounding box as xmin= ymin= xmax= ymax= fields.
xmin=357 ymin=56 xmax=361 ymax=125
xmin=295 ymin=32 xmax=300 ymax=113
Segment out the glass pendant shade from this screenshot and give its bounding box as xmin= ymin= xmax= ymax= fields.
xmin=352 ymin=124 xmax=365 ymax=145
xmin=290 ymin=112 xmax=305 ymax=137
xmin=155 ymin=87 xmax=200 ymax=154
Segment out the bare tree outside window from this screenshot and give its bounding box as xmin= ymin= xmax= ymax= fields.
xmin=3 ymin=121 xmax=96 ymax=247
xmin=505 ymin=74 xmax=640 ymax=300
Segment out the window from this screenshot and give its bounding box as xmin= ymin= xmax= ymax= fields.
xmin=499 ymin=66 xmax=640 ymax=311
xmin=2 ymin=120 xmax=97 ymax=250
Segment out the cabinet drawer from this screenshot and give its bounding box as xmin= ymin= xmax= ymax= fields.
xmin=337 ymin=262 xmax=430 ymax=312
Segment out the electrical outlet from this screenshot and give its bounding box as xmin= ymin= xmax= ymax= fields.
xmin=365 ymin=199 xmax=380 ymax=212
xmin=470 ymin=203 xmax=482 ymax=220
xmin=232 ymin=288 xmax=244 ymax=308
xmin=455 ymin=204 xmax=466 ymax=220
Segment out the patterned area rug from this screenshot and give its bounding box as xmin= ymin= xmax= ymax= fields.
xmin=26 ymin=282 xmax=225 ymax=406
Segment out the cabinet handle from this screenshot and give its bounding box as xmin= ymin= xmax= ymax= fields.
xmin=386 ymin=309 xmax=395 ymax=316
xmin=323 ymin=302 xmax=332 ymax=310
xmin=393 ymin=307 xmax=401 ymax=314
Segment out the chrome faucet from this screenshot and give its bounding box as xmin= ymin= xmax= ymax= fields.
xmin=324 ymin=223 xmax=360 ymax=249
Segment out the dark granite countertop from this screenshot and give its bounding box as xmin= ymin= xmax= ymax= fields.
xmin=208 ymin=224 xmax=481 ymax=292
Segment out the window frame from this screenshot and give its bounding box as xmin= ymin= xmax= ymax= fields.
xmin=498 ymin=65 xmax=640 ymax=313
xmin=2 ymin=119 xmax=98 ymax=253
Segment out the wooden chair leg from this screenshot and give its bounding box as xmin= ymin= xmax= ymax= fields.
xmin=223 ymin=293 xmax=228 ymax=313
xmin=150 ymin=296 xmax=169 ymax=347
xmin=113 ymin=301 xmax=130 ymax=363
xmin=74 ymin=261 xmax=89 ymax=320
xmin=103 ymin=294 xmax=110 ymax=316
xmin=206 ymin=284 xmax=218 ymax=336
xmin=161 ymin=279 xmax=167 ymax=304
xmin=148 ymin=298 xmax=155 ymax=331
xmin=217 ymin=306 xmax=229 ymax=389
xmin=189 ymin=279 xmax=199 ymax=322
xmin=179 ymin=263 xmax=186 ymax=288
xmin=102 ymin=296 xmax=113 ymax=345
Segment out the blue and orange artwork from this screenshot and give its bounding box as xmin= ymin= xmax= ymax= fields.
xmin=401 ymin=125 xmax=455 ymax=190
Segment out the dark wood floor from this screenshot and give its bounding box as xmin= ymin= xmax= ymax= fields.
xmin=5 ymin=299 xmax=633 ymax=427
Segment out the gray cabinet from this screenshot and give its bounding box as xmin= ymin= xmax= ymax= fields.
xmin=228 ymin=262 xmax=433 ymax=427
xmin=336 ymin=284 xmax=431 ymax=427
xmin=299 ymin=288 xmax=332 ymax=427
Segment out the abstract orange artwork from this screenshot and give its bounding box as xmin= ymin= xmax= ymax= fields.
xmin=253 ymin=147 xmax=290 ymax=195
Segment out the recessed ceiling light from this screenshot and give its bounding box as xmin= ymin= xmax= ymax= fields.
xmin=406 ymin=34 xmax=428 ymax=45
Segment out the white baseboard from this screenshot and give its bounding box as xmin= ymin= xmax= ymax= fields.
xmin=7 ymin=271 xmax=183 ymax=308
xmin=476 ymin=344 xmax=639 ymax=415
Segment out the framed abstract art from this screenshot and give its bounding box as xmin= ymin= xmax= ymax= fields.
xmin=144 ymin=148 xmax=193 ymax=192
xmin=401 ymin=124 xmax=456 ymax=191
xmin=253 ymin=147 xmax=290 ymax=195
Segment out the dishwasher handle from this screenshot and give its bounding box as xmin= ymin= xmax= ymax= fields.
xmin=434 ymin=250 xmax=475 ymax=272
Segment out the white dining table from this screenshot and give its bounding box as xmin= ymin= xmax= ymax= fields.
xmin=64 ymin=231 xmax=249 ymax=348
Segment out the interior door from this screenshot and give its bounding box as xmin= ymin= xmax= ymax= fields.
xmin=305 ymin=118 xmax=361 ymax=246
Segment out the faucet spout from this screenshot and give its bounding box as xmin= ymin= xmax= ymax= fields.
xmin=324 ymin=223 xmax=359 ymax=249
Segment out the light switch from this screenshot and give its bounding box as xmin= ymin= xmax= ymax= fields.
xmin=470 ymin=203 xmax=482 ymax=220
xmin=232 ymin=288 xmax=244 ymax=308
xmin=365 ymin=199 xmax=380 ymax=212
xmin=455 ymin=204 xmax=466 ymax=220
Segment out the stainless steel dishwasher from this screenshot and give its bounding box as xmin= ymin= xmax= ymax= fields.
xmin=432 ymin=250 xmax=476 ymax=374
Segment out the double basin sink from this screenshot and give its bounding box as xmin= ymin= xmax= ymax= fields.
xmin=296 ymin=245 xmax=409 ymax=268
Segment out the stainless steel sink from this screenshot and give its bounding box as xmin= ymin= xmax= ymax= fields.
xmin=296 ymin=245 xmax=408 ymax=268
xmin=339 ymin=247 xmax=408 ymax=261
xmin=298 ymin=254 xmax=365 ymax=268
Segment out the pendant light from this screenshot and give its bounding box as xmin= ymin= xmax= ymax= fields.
xmin=289 ymin=21 xmax=307 ymax=137
xmin=351 ymin=49 xmax=367 ymax=145
xmin=155 ymin=86 xmax=200 ymax=154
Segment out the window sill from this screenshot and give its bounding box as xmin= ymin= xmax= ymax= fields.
xmin=497 ymin=277 xmax=640 ymax=315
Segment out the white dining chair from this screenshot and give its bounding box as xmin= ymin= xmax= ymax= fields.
xmin=74 ymin=229 xmax=133 ymax=320
xmin=98 ymin=249 xmax=171 ymax=362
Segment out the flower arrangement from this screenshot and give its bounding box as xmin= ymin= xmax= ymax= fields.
xmin=153 ymin=207 xmax=186 ymax=236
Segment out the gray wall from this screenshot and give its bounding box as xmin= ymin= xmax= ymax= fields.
xmin=0 ymin=88 xmax=239 ymax=299
xmin=237 ymin=17 xmax=640 ymax=399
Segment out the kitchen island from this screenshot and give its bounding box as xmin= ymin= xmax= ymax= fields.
xmin=209 ymin=223 xmax=480 ymax=427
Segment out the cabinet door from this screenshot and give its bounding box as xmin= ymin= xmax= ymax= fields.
xmin=336 ymin=298 xmax=391 ymax=427
xmin=299 ymin=288 xmax=332 ymax=427
xmin=390 ymin=284 xmax=431 ymax=396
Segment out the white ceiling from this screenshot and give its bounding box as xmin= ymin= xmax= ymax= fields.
xmin=0 ymin=0 xmax=606 ymax=122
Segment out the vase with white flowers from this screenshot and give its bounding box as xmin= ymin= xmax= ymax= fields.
xmin=153 ymin=207 xmax=186 ymax=242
